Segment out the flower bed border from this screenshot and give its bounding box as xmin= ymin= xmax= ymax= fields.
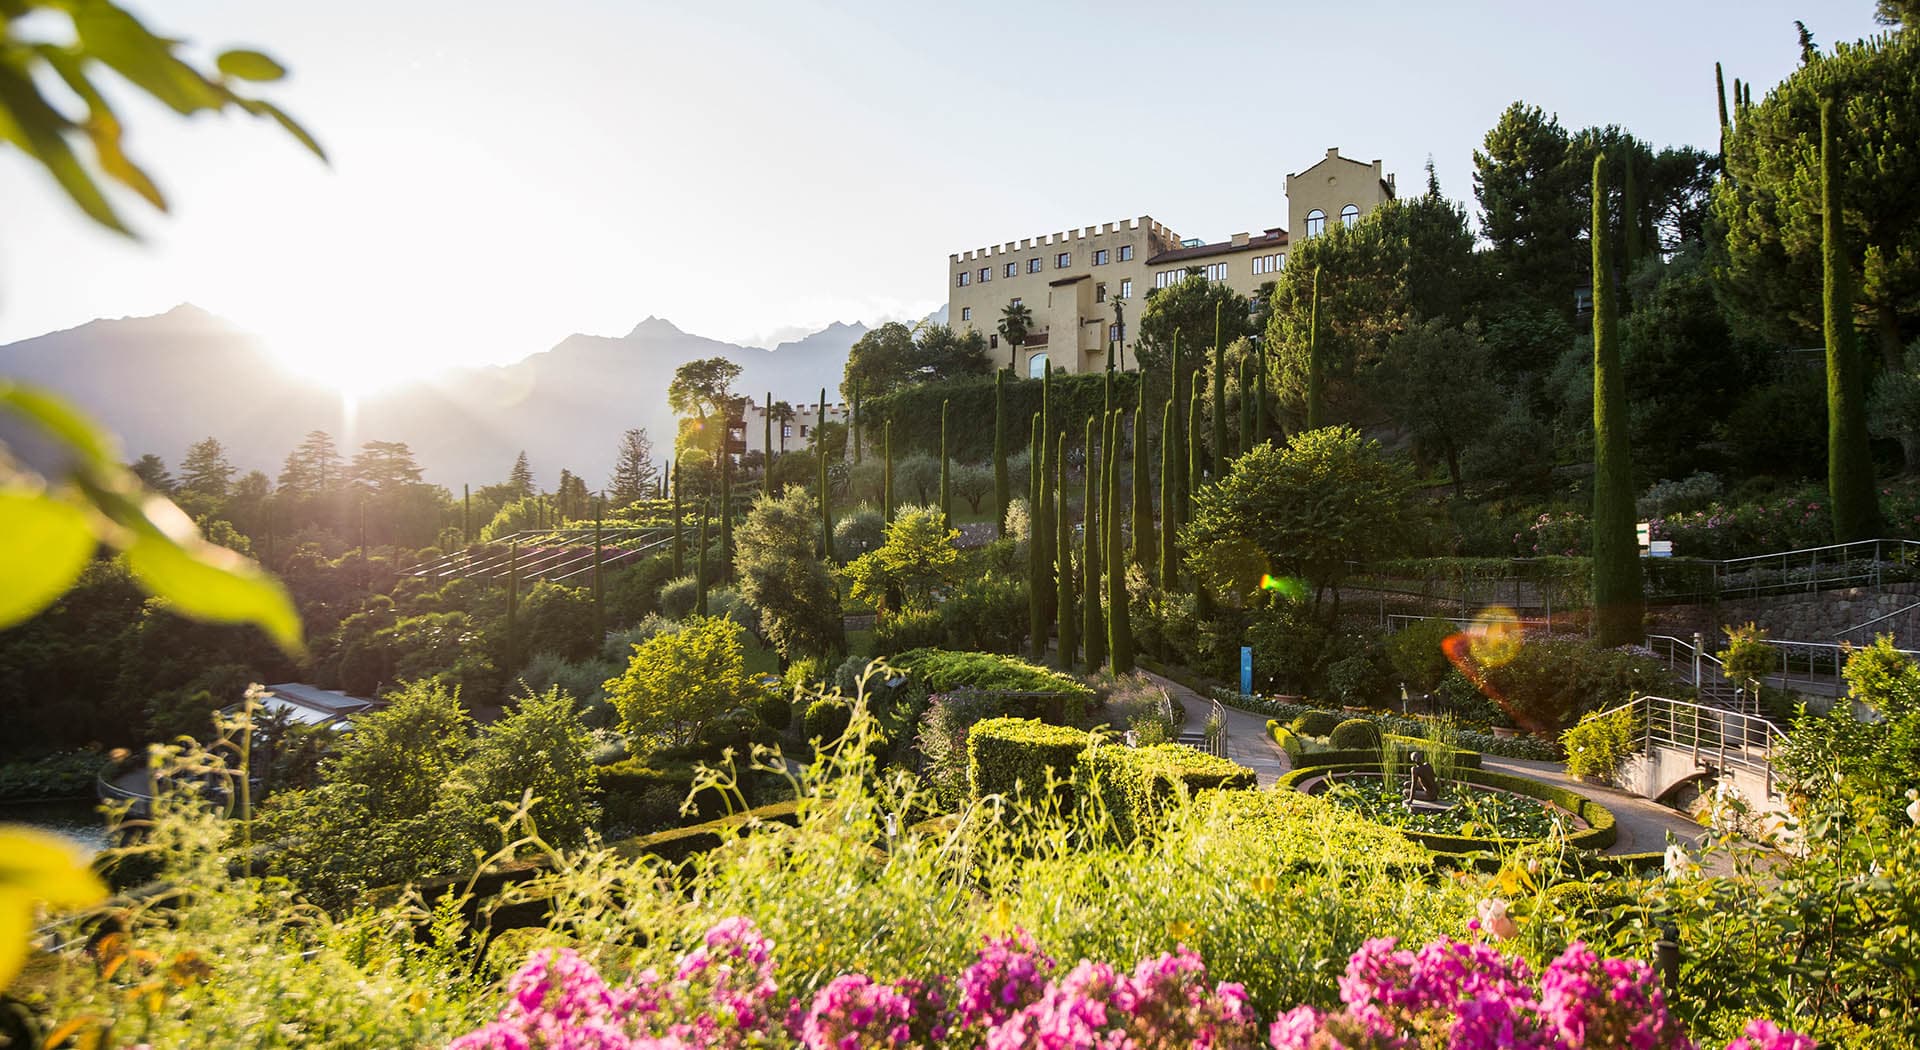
xmin=1276 ymin=762 xmax=1618 ymax=854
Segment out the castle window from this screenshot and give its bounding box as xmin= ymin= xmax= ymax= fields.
xmin=1341 ymin=204 xmax=1359 ymax=229
xmin=1306 ymin=210 xmax=1326 ymax=237
xmin=979 ymin=267 xmax=990 ymax=282
xmin=957 ymin=271 xmax=970 ymax=287
xmin=1093 ymin=249 xmax=1109 ymax=266
xmin=782 ymin=425 xmax=792 ymax=438
xmin=962 ymin=306 xmax=972 ymax=321
xmin=990 ymin=334 xmax=999 ymax=349
xmin=1108 ymin=323 xmax=1121 ymax=342
xmin=1095 ymin=283 xmax=1107 ymax=303
xmin=1120 ymin=278 xmax=1132 ymax=298
xmin=1005 ymin=262 xmax=1017 ymax=278
xmin=1118 ymin=245 xmax=1134 ymax=261
xmin=1028 ymin=353 xmax=1049 ymax=379
xmin=1056 ymin=252 xmax=1071 ymax=268
xmin=1011 ymin=297 xmax=1022 ymax=308
xmin=1028 ymin=258 xmax=1043 ymax=274
xmin=1205 ymin=262 xmax=1228 ymax=282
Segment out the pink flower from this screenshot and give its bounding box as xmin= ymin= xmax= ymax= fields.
xmin=1723 ymin=1018 xmax=1817 ymax=1050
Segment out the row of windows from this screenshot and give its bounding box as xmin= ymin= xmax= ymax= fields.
xmin=956 ymin=244 xmax=1139 ymax=287
xmin=1093 ymin=278 xmax=1133 ymax=303
xmin=1251 ymin=253 xmax=1285 ymax=275
xmin=1302 ymin=204 xmax=1363 ymax=239
xmin=1203 ymin=262 xmax=1228 ymax=282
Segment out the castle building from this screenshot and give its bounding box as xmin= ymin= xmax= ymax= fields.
xmin=947 ymin=148 xmax=1396 ymax=378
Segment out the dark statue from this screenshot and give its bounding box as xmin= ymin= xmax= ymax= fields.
xmin=1406 ymin=750 xmax=1441 ymax=805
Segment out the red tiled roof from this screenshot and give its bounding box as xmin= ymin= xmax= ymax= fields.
xmin=1145 ymin=228 xmax=1288 ymax=266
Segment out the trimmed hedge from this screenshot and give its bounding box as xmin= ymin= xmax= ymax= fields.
xmin=1276 ymin=762 xmax=1617 ymax=854
xmin=894 ymin=649 xmax=1096 ymax=722
xmin=1290 ymin=711 xmax=1342 ymax=738
xmin=1266 ymin=721 xmax=1483 ymax=773
xmin=967 ymin=717 xmax=1089 ymax=801
xmin=1078 ymin=743 xmax=1257 ymax=843
xmin=1221 ymin=688 xmax=1560 ymax=762
xmin=1330 ymin=718 xmax=1382 ymax=750
xmin=609 ymin=799 xmax=804 ymax=866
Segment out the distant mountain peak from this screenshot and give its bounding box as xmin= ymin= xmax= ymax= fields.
xmin=626 ymin=315 xmax=682 ymax=339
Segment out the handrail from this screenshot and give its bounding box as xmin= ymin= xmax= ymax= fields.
xmin=1609 ymin=693 xmax=1786 ymax=798
xmin=1712 ymin=537 xmax=1920 ymax=568
xmin=1834 ymin=599 xmax=1920 ymax=640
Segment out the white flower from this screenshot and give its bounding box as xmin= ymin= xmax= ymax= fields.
xmin=1907 ymin=796 xmax=1920 ymax=828
xmin=1664 ymin=843 xmax=1692 ymax=881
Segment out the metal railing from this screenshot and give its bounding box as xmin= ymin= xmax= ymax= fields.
xmin=399 ymin=526 xmax=673 ymax=582
xmin=1709 ymin=538 xmax=1920 ymax=600
xmin=1206 ymin=697 xmax=1229 ymax=759
xmin=1384 ymin=613 xmax=1551 ymax=634
xmin=1595 ymin=693 xmax=1786 ymax=798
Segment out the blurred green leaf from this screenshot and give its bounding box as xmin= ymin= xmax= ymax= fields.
xmin=35 ymin=43 xmax=166 ymax=209
xmin=0 ymin=63 xmax=129 ymax=234
xmin=215 ymin=48 xmax=285 ymax=82
xmin=68 ymin=0 xmax=225 ymax=115
xmin=235 ymin=97 xmax=326 ymax=162
xmin=0 ymin=381 xmax=122 ymax=471
xmin=124 ymin=529 xmax=304 ymax=655
xmin=0 ymin=490 xmax=96 ymax=630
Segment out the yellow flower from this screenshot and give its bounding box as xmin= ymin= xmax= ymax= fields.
xmin=1250 ymin=875 xmax=1278 ymax=895
xmin=1167 ymin=921 xmax=1194 ymax=941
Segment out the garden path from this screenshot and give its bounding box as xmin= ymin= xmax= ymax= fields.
xmin=1136 ymin=669 xmax=1291 ymax=787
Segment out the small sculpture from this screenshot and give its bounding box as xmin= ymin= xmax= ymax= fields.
xmin=1406 ymin=750 xmax=1441 ymax=805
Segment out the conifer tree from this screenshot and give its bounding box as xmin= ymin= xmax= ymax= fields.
xmin=993 ymin=370 xmax=1009 ymax=537
xmin=1823 ymin=97 xmax=1879 ymax=541
xmin=671 ymin=461 xmax=684 ymax=577
xmin=884 ymin=420 xmax=895 ymax=523
xmin=1055 ymin=432 xmax=1075 ymax=671
xmin=1187 ymin=371 xmax=1205 ymax=517
xmin=940 ymin=399 xmax=952 ymax=528
xmin=1108 ymin=409 xmax=1133 ymax=673
xmin=1159 ymin=396 xmax=1178 ymax=589
xmin=818 ymin=437 xmax=834 ymax=561
xmin=1716 ymin=61 xmax=1730 ymax=155
xmin=1590 ymin=152 xmax=1644 ymax=647
xmin=1254 ymin=337 xmax=1270 ymax=445
xmin=696 ymin=507 xmax=710 ymax=617
xmin=1037 ymin=373 xmax=1055 ymax=625
xmin=851 ymin=379 xmax=862 ymax=465
xmin=1211 ymin=301 xmax=1227 ymax=481
xmin=1306 ymin=267 xmax=1325 ymax=431
xmin=1169 ymin=332 xmax=1184 ymax=527
xmin=1622 ymin=154 xmax=1645 ymax=270
xmin=763 ymin=391 xmax=774 ymax=500
xmin=1132 ymin=379 xmax=1153 ymax=578
xmin=1083 ymin=414 xmax=1104 ymax=671
xmin=505 ymin=541 xmax=518 ymax=666
xmin=1238 ymin=353 xmax=1254 ymax=455
xmin=1028 ymin=413 xmax=1046 ymax=661
xmin=719 ymin=447 xmax=733 ymax=583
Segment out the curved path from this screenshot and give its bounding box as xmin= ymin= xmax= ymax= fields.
xmin=1138 ymin=669 xmax=1718 ymax=863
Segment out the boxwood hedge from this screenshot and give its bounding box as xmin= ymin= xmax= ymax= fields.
xmin=1276 ymin=762 xmax=1616 ymax=854
xmin=1267 ymin=721 xmax=1484 ymax=773
xmin=967 ymin=717 xmax=1090 ymax=801
xmin=1077 ymin=743 xmax=1257 ymax=843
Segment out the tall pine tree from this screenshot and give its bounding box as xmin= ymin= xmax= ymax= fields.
xmin=993 ymin=370 xmax=1009 ymax=537
xmin=1823 ymin=96 xmax=1879 ymax=542
xmin=1591 ymin=152 xmax=1645 ymax=647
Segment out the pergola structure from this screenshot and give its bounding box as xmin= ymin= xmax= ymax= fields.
xmin=399 ymin=526 xmax=675 ymax=584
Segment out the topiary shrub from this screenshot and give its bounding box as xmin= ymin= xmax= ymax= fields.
xmin=1290 ymin=711 xmax=1342 ymax=738
xmin=891 ymin=649 xmax=1096 ymax=721
xmin=1077 ymin=743 xmax=1257 ymax=843
xmin=874 ymin=608 xmax=944 ymax=656
xmin=803 ymin=697 xmax=852 ymax=746
xmin=1330 ymin=718 xmax=1382 ymax=750
xmin=966 ymin=716 xmax=1088 ymax=801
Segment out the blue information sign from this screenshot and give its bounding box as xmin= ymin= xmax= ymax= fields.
xmin=1240 ymin=646 xmax=1253 ymax=695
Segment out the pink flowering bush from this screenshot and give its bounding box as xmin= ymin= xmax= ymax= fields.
xmin=451 ymin=921 xmax=1808 ymax=1050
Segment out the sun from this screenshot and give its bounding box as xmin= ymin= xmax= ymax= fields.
xmin=255 ymin=308 xmax=446 ymax=397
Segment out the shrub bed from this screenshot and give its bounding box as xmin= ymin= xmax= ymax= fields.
xmin=1077 ymin=743 xmax=1256 ymax=843
xmin=1223 ymin=688 xmax=1560 ymax=761
xmin=894 ymin=649 xmax=1096 ymax=722
xmin=0 ymin=748 xmax=105 ymax=802
xmin=1267 ymin=721 xmax=1485 ymax=773
xmin=966 ymin=717 xmax=1089 ymax=800
xmin=1277 ymin=762 xmax=1617 ymax=854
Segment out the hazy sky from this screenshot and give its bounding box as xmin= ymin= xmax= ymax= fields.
xmin=0 ymin=0 xmax=1884 ymax=386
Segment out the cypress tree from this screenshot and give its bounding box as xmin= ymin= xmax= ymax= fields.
xmin=1159 ymin=396 xmax=1178 ymax=589
xmin=940 ymin=399 xmax=952 ymax=528
xmin=1590 ymin=151 xmax=1645 ymax=648
xmin=1622 ymin=153 xmax=1645 ymax=270
xmin=696 ymin=507 xmax=710 ymax=617
xmin=1211 ymin=301 xmax=1227 ymax=482
xmin=884 ymin=420 xmax=895 ymax=523
xmin=1715 ymin=62 xmax=1730 ymax=136
xmin=1055 ymin=431 xmax=1075 ymax=671
xmin=763 ymin=390 xmax=774 ymax=499
xmin=719 ymin=445 xmax=733 ymax=583
xmin=462 ymin=483 xmax=471 ymax=544
xmin=1237 ymin=353 xmax=1254 ymax=456
xmin=819 ymin=439 xmax=834 ymax=561
xmin=1823 ymin=97 xmax=1878 ymax=542
xmin=592 ymin=498 xmax=604 ymax=629
xmin=1186 ymin=371 xmax=1205 ymax=516
xmin=670 ymin=461 xmax=684 ymax=577
xmin=505 ymin=540 xmax=518 ymax=666
xmin=1306 ymin=266 xmax=1325 ymax=431
xmin=1169 ymin=331 xmax=1184 ymax=527
xmin=1028 ymin=412 xmax=1045 ymax=661
xmin=1254 ymin=336 xmax=1270 ymax=444
xmin=1132 ymin=379 xmax=1153 ymax=578
xmin=1108 ymin=409 xmax=1132 ymax=673
xmin=1083 ymin=414 xmax=1104 ymax=671
xmin=993 ymin=370 xmax=1009 ymax=537
xmin=852 ymin=379 xmax=862 ymax=465
xmin=1037 ymin=403 xmax=1055 ymax=628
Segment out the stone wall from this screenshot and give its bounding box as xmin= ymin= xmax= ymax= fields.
xmin=1647 ymin=583 xmax=1920 ymax=646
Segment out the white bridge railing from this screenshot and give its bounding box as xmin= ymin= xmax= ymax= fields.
xmin=1599 ymin=693 xmax=1787 ymax=799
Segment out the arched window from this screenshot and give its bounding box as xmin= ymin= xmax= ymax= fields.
xmin=1305 ymin=209 xmax=1326 ymax=237
xmin=1340 ymin=204 xmax=1360 ymax=229
xmin=1028 ymin=353 xmax=1049 ymax=379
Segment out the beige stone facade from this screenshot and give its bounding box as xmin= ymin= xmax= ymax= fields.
xmin=947 ymin=148 xmax=1396 ymax=377
xmin=740 ymin=397 xmax=849 ymax=458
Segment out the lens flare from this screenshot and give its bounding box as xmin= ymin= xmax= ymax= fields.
xmin=1440 ymin=607 xmax=1542 ymax=734
xmin=1259 ymin=574 xmax=1308 ymax=601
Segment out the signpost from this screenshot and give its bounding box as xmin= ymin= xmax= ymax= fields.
xmin=1240 ymin=646 xmax=1253 ymax=695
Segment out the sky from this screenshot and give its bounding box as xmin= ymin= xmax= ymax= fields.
xmin=0 ymin=0 xmax=1886 ymax=389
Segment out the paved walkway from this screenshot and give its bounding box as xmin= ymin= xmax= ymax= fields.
xmin=1137 ymin=670 xmax=1290 ymax=786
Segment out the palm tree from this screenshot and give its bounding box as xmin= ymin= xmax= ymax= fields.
xmin=998 ymin=301 xmax=1033 ymax=372
xmin=771 ymin=401 xmax=796 ymax=454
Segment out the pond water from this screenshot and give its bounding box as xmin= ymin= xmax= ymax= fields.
xmin=2 ymin=799 xmax=112 ymax=855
